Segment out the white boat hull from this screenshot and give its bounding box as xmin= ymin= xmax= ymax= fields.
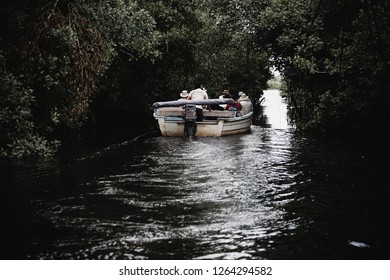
xmin=155 ymin=109 xmax=253 ymax=137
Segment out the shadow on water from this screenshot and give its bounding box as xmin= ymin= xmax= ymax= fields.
xmin=1 ymin=91 xmax=389 ymax=260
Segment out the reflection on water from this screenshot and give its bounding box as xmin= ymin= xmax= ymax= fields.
xmin=261 ymin=90 xmax=290 ymax=129
xmin=1 ymin=91 xmax=389 ymax=260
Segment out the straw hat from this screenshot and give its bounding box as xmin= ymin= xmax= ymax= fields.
xmin=180 ymin=90 xmax=188 ymax=98
xmin=222 ymin=89 xmax=230 ymax=94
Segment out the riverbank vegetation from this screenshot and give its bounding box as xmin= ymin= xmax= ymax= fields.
xmin=265 ymin=0 xmax=390 ymax=138
xmin=1 ymin=0 xmax=389 ymax=158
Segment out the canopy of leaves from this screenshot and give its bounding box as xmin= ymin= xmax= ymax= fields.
xmin=1 ymin=0 xmax=389 ymax=158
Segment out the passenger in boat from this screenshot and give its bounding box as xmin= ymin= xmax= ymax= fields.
xmin=218 ymin=89 xmax=230 ymax=99
xmin=223 ymin=92 xmax=231 ymax=99
xmin=225 ymin=94 xmax=242 ymax=115
xmin=238 ymin=92 xmax=253 ymax=115
xmin=177 ymin=90 xmax=188 ymax=101
xmin=187 ymin=83 xmax=209 ymax=121
xmin=217 ymin=89 xmax=230 ymax=110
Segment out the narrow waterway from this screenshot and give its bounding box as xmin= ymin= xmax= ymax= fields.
xmin=1 ymin=90 xmax=389 ymax=259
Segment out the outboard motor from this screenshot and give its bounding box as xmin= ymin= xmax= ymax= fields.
xmin=184 ymin=104 xmax=197 ymax=136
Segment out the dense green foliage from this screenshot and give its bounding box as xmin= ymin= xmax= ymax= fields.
xmin=1 ymin=0 xmax=160 ymax=157
xmin=0 ymin=52 xmax=59 ymax=158
xmin=1 ymin=0 xmax=389 ymax=158
xmin=259 ymin=0 xmax=390 ymax=136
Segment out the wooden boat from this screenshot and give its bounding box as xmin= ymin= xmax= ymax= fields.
xmin=152 ymin=99 xmax=253 ymax=137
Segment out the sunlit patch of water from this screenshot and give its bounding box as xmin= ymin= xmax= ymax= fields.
xmin=262 ymin=90 xmax=291 ymax=129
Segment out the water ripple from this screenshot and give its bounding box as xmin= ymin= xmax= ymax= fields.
xmin=3 ymin=96 xmax=389 ymax=259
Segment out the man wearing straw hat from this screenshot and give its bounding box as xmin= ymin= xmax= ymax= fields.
xmin=178 ymin=90 xmax=189 ymax=100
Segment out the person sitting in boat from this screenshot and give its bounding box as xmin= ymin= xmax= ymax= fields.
xmin=238 ymin=92 xmax=253 ymax=115
xmin=219 ymin=89 xmax=230 ymax=99
xmin=225 ymin=93 xmax=242 ymax=113
xmin=217 ymin=89 xmax=230 ymax=110
xmin=178 ymin=90 xmax=188 ymax=101
xmin=187 ymin=83 xmax=209 ymax=121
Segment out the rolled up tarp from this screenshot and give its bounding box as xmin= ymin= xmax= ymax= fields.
xmin=152 ymin=98 xmax=235 ymax=109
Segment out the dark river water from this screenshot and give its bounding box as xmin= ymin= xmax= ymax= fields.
xmin=1 ymin=90 xmax=389 ymax=260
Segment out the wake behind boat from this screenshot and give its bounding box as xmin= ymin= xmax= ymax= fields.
xmin=152 ymin=98 xmax=253 ymax=137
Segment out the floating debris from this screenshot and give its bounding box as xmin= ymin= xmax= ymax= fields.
xmin=349 ymin=241 xmax=370 ymax=248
